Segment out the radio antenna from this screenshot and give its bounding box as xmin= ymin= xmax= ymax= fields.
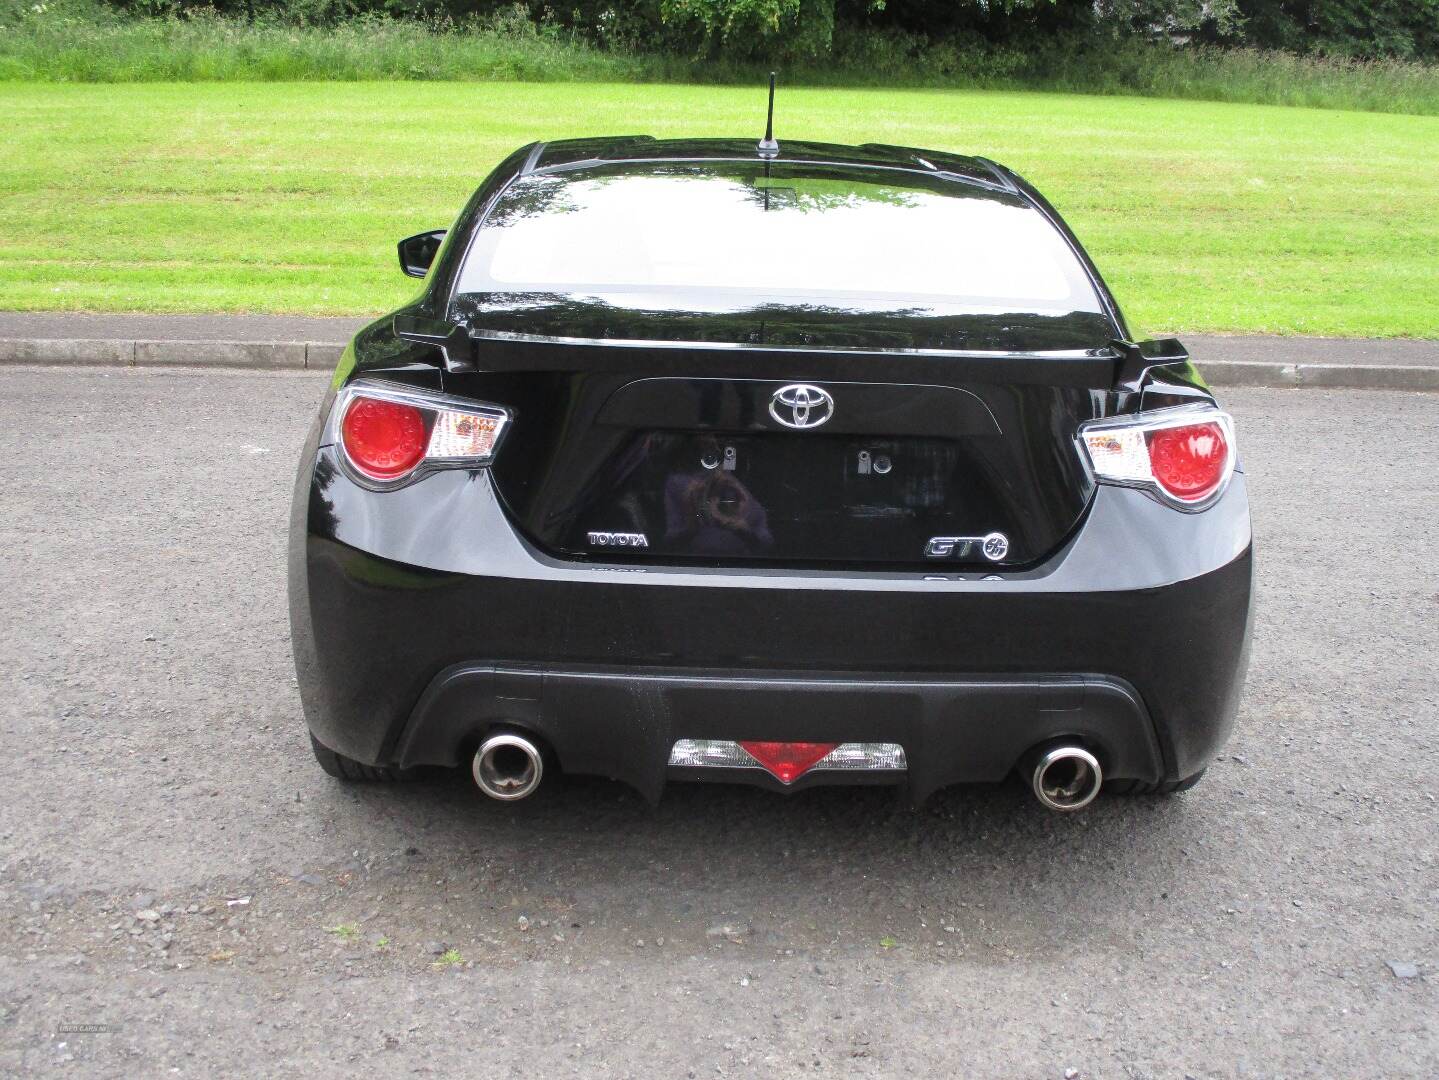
xmin=757 ymin=72 xmax=779 ymax=157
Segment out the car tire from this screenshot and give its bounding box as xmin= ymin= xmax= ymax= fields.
xmin=309 ymin=734 xmax=412 ymax=782
xmin=1105 ymin=769 xmax=1206 ymax=796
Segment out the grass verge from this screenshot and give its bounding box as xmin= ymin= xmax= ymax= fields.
xmin=2 ymin=81 xmax=1436 ymax=337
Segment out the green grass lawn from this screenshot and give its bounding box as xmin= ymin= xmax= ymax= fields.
xmin=3 ymin=81 xmax=1436 ymax=337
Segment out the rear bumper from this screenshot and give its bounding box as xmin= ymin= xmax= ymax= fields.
xmin=401 ymin=666 xmax=1164 ymax=804
xmin=290 ymin=439 xmax=1253 ymax=803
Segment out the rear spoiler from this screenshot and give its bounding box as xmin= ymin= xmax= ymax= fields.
xmin=396 ymin=314 xmax=1124 ymax=389
xmin=1110 ymin=337 xmax=1192 ymax=388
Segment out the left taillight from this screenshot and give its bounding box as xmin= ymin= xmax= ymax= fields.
xmin=341 ymin=398 xmax=427 ymax=480
xmin=1079 ymin=406 xmax=1236 ymax=509
xmin=331 ymin=379 xmax=510 ymax=487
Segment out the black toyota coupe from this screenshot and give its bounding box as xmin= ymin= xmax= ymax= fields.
xmin=289 ymin=135 xmax=1253 ymax=812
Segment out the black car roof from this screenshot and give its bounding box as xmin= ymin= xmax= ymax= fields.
xmin=528 ymin=137 xmax=1016 ymax=194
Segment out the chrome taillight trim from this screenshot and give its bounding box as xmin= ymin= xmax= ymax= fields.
xmin=325 ymin=377 xmax=512 ymax=491
xmin=1078 ymin=403 xmax=1237 ymax=512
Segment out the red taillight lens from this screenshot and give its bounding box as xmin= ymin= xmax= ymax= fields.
xmin=341 ymin=397 xmax=427 ymax=480
xmin=737 ymin=742 xmax=840 ymax=784
xmin=1146 ymin=421 xmax=1229 ymax=502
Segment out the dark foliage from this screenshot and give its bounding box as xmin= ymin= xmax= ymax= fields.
xmin=1235 ymin=0 xmax=1438 ymax=60
xmin=93 ymin=0 xmax=1439 ymax=61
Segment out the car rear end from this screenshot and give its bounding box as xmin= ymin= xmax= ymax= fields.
xmin=290 ymin=140 xmax=1253 ymax=808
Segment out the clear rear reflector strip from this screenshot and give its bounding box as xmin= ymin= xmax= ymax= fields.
xmin=668 ymin=739 xmax=907 ymax=784
xmin=1081 ymin=425 xmax=1152 ymax=484
xmin=426 ymin=408 xmax=505 ymax=461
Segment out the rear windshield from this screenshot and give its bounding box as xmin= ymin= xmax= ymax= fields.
xmin=455 ymin=163 xmax=1102 ymax=315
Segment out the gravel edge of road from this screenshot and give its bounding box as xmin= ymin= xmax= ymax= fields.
xmin=2 ymin=338 xmax=1438 ymax=390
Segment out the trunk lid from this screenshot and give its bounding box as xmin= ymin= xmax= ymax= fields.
xmin=447 ymin=306 xmax=1109 ymax=570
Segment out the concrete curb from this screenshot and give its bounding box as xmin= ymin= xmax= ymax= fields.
xmin=1 ymin=338 xmax=1436 ymax=391
xmin=1204 ymin=360 xmax=1439 ymax=392
xmin=0 ymin=338 xmax=344 ymax=371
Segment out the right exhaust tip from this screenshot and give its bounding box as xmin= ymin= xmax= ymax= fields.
xmin=472 ymin=732 xmax=544 ymax=801
xmin=1030 ymin=744 xmax=1103 ymax=812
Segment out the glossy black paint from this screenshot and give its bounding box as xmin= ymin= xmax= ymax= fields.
xmin=291 ymin=454 xmax=1252 ymax=799
xmin=290 ymin=136 xmax=1253 ymax=801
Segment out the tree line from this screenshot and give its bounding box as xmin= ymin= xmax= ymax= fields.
xmin=101 ymin=0 xmax=1439 ymax=63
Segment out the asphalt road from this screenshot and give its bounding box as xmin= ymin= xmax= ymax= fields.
xmin=1 ymin=368 xmax=1435 ymax=1077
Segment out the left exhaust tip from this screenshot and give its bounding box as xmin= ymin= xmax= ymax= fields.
xmin=1029 ymin=744 xmax=1102 ymax=812
xmin=472 ymin=732 xmax=544 ymax=801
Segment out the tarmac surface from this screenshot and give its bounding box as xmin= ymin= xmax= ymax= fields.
xmin=0 ymin=367 xmax=1435 ymax=1076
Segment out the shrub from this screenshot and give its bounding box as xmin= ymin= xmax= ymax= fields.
xmin=2 ymin=0 xmax=1437 ymax=116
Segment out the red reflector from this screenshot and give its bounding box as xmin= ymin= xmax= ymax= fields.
xmin=738 ymin=741 xmax=839 ymax=784
xmin=342 ymin=397 xmax=427 ymax=480
xmin=1146 ymin=421 xmax=1228 ymax=502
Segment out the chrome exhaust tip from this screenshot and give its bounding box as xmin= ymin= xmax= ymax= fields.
xmin=472 ymin=732 xmax=544 ymax=801
xmin=1030 ymin=745 xmax=1102 ymax=812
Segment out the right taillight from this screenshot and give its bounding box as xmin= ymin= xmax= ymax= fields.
xmin=1080 ymin=407 xmax=1236 ymax=509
